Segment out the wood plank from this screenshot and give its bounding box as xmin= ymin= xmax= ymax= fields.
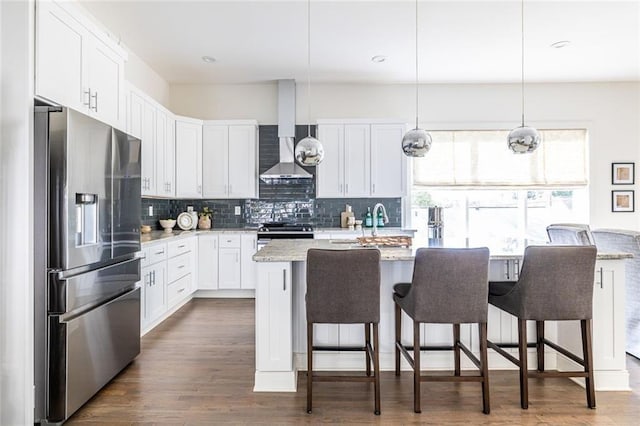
xmin=68 ymin=299 xmax=640 ymax=424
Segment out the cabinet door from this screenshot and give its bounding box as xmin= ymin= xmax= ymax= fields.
xmin=370 ymin=124 xmax=406 ymax=197
xmin=164 ymin=115 xmax=176 ymax=197
xmin=86 ymin=37 xmax=124 ymax=127
xmin=228 ymin=126 xmax=257 ymax=198
xmin=202 ymin=125 xmax=228 ymax=198
xmin=128 ymin=91 xmax=144 ymax=139
xmin=316 ymin=124 xmax=344 ymax=198
xmin=592 ymin=265 xmax=626 ymax=370
xmin=176 ymin=120 xmax=203 ymax=198
xmin=35 ymin=0 xmax=86 ymax=111
xmin=144 ymin=263 xmax=166 ymax=325
xmin=219 ymin=248 xmax=241 ymax=289
xmin=198 ymin=235 xmax=219 ymax=290
xmin=343 ymin=124 xmax=370 ymax=197
xmin=155 ymin=109 xmax=167 ymax=197
xmin=141 ymin=101 xmax=156 ymax=196
xmin=240 ymin=234 xmax=258 ymax=289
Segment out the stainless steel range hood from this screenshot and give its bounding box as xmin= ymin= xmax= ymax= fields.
xmin=260 ymin=80 xmax=312 ymax=181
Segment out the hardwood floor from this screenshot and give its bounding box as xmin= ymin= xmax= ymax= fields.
xmin=69 ymin=299 xmax=640 ymax=424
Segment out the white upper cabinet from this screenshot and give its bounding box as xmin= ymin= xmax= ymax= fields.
xmin=202 ymin=125 xmax=229 ymax=198
xmin=35 ymin=0 xmax=126 ymax=128
xmin=35 ymin=0 xmax=85 ymax=112
xmin=156 ymin=108 xmax=176 ymax=197
xmin=370 ymin=124 xmax=407 ymax=197
xmin=316 ymin=124 xmax=345 ymax=197
xmin=202 ymin=121 xmax=258 ymax=199
xmin=140 ymin=98 xmax=156 ymax=196
xmin=175 ymin=117 xmax=203 ymax=198
xmin=343 ymin=124 xmax=370 ymax=197
xmin=317 ymin=121 xmax=405 ymax=198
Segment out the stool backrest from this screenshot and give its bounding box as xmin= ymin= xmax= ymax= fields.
xmin=515 ymin=245 xmax=597 ymax=320
xmin=306 ymin=248 xmax=381 ymax=324
xmin=546 ymin=223 xmax=595 ymax=245
xmin=406 ymin=247 xmax=490 ymax=324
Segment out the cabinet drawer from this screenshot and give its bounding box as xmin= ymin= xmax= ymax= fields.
xmin=219 ymin=234 xmax=241 ymax=248
xmin=145 ymin=243 xmax=168 ymax=265
xmin=168 ymin=238 xmax=193 ymax=258
xmin=168 ymin=252 xmax=192 ymax=283
xmin=168 ymin=274 xmax=190 ymax=307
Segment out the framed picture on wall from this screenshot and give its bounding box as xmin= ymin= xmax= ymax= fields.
xmin=612 ymin=162 xmax=634 ymax=185
xmin=612 ymin=190 xmax=634 ymax=212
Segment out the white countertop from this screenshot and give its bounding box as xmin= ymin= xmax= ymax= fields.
xmin=252 ymin=239 xmax=632 ymax=262
xmin=141 ymin=228 xmax=257 ymax=245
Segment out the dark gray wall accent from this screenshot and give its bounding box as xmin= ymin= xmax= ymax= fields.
xmin=314 ymin=198 xmax=402 ymax=228
xmin=258 ymin=125 xmax=316 ymax=200
xmin=141 ymin=125 xmax=403 ymax=229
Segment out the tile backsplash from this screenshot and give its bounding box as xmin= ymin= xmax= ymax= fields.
xmin=142 ymin=124 xmax=402 ymax=229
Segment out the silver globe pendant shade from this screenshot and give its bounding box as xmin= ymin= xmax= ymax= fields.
xmin=402 ymin=128 xmax=432 ymax=157
xmin=507 ymin=126 xmax=540 ymax=154
xmin=508 ymin=0 xmax=540 ymax=154
xmin=295 ymin=135 xmax=325 ymax=165
xmin=294 ymin=0 xmax=324 ymax=167
xmin=402 ymin=0 xmax=432 ymax=158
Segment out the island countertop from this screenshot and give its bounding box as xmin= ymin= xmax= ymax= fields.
xmin=253 ymin=239 xmax=632 ymax=262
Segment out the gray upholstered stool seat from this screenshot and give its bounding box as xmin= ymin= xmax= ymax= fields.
xmin=306 ymin=248 xmax=381 ymax=415
xmin=393 ymin=247 xmax=491 ymax=414
xmin=487 ymin=245 xmax=598 ymax=409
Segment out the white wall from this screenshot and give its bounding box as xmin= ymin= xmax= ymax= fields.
xmin=0 ymin=0 xmax=34 ymax=424
xmin=125 ymin=48 xmax=171 ymax=108
xmin=170 ymin=81 xmax=640 ymax=229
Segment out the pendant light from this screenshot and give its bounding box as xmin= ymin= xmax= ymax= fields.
xmin=295 ymin=0 xmax=325 ymax=166
xmin=402 ymin=0 xmax=432 ymax=157
xmin=507 ymin=0 xmax=540 ymax=154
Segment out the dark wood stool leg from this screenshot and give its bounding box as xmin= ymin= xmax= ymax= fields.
xmin=307 ymin=322 xmax=313 ymax=414
xmin=453 ymin=323 xmax=461 ymax=376
xmin=582 ymin=319 xmax=596 ymax=409
xmin=373 ymin=322 xmax=381 ymax=415
xmin=479 ymin=322 xmax=490 ymax=414
xmin=365 ymin=323 xmax=372 ymax=377
xmin=414 ymin=321 xmax=421 ymax=413
xmin=518 ymin=319 xmax=529 ymax=409
xmin=536 ymin=321 xmax=545 ymax=372
xmin=395 ymin=302 xmax=401 ymax=376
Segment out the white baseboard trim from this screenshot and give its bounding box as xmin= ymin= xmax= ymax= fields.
xmin=194 ymin=289 xmax=255 ymax=299
xmin=557 ymin=357 xmax=630 ymax=391
xmin=254 ymin=370 xmax=298 ymax=392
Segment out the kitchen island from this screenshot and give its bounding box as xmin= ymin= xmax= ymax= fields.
xmin=253 ymin=239 xmax=632 ymax=392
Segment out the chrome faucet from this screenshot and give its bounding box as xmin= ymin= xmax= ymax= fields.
xmin=371 ymin=203 xmax=389 ymax=237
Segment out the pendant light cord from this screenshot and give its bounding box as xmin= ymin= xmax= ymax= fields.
xmin=307 ymin=0 xmax=312 ymax=138
xmin=415 ymin=0 xmax=419 ymax=130
xmin=521 ymin=0 xmax=525 ymax=127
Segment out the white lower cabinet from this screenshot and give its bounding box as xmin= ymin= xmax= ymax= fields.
xmin=198 ymin=234 xmax=219 ymax=290
xmin=197 ymin=232 xmax=258 ymax=293
xmin=140 ymin=236 xmax=196 ymax=335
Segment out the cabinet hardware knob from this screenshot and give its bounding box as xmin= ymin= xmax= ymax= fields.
xmin=599 ymin=267 xmax=604 ymax=289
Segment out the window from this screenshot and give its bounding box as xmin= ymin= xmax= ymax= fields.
xmin=410 ymin=129 xmax=589 ymax=251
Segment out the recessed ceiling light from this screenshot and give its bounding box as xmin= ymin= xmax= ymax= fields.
xmin=371 ymin=55 xmax=387 ymax=63
xmin=202 ymin=55 xmax=216 ymax=63
xmin=550 ymin=40 xmax=571 ymax=49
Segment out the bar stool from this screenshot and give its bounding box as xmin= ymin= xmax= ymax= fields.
xmin=393 ymin=247 xmax=491 ymax=414
xmin=488 ymin=245 xmax=598 ymax=409
xmin=305 ymin=248 xmax=381 ymax=415
xmin=546 ymin=223 xmax=595 ymax=245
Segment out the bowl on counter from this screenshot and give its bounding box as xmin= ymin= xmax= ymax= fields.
xmin=159 ymin=219 xmax=176 ymax=232
xmin=140 ymin=225 xmax=152 ymax=234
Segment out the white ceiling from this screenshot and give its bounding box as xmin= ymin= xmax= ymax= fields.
xmin=79 ymin=0 xmax=640 ymax=85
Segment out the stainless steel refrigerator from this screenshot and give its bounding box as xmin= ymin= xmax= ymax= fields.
xmin=34 ymin=106 xmax=142 ymax=424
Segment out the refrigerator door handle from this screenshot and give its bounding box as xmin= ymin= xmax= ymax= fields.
xmin=55 ymin=255 xmax=142 ymax=281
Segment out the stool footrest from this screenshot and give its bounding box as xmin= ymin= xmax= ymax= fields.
xmin=312 ymin=374 xmax=376 ymax=383
xmin=527 ymin=370 xmax=589 ymax=379
xmin=312 ymin=346 xmax=366 ymax=352
xmin=487 ymin=340 xmax=520 ymax=367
